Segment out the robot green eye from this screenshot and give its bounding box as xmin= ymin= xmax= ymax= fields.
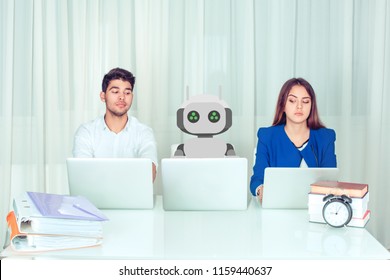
xmin=187 ymin=111 xmax=200 ymax=123
xmin=208 ymin=111 xmax=220 ymax=123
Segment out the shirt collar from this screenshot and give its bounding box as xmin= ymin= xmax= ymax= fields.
xmin=100 ymin=115 xmax=131 ymax=132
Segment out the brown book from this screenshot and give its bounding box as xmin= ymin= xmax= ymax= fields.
xmin=310 ymin=181 xmax=368 ymax=198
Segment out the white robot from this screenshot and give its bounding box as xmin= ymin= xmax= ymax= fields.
xmin=174 ymin=95 xmax=236 ymax=158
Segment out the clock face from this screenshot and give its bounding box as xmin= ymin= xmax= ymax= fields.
xmin=323 ymin=200 xmax=352 ymax=228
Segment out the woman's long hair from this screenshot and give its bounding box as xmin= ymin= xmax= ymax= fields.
xmin=272 ymin=77 xmax=325 ymax=129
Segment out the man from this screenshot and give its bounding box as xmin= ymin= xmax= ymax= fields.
xmin=73 ymin=67 xmax=158 ymax=181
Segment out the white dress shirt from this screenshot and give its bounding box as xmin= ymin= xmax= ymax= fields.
xmin=72 ymin=115 xmax=158 ymax=167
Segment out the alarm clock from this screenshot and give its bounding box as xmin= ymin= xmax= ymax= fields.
xmin=322 ymin=194 xmax=353 ymax=228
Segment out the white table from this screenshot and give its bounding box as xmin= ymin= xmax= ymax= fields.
xmin=1 ymin=196 xmax=389 ymax=259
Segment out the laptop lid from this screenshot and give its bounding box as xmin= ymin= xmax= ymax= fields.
xmin=262 ymin=167 xmax=339 ymax=209
xmin=162 ymin=158 xmax=248 ymax=210
xmin=66 ymin=158 xmax=153 ymax=209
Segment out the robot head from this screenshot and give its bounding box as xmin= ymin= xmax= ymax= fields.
xmin=177 ymin=95 xmax=232 ymax=136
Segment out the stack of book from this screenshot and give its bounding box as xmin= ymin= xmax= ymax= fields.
xmin=308 ymin=181 xmax=370 ymax=227
xmin=6 ymin=191 xmax=108 ymax=252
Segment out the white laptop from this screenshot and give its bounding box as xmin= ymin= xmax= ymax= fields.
xmin=66 ymin=158 xmax=154 ymax=209
xmin=261 ymin=167 xmax=339 ymax=209
xmin=162 ymin=158 xmax=248 ymax=210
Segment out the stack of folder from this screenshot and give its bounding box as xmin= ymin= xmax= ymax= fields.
xmin=308 ymin=181 xmax=370 ymax=227
xmin=6 ymin=191 xmax=108 ymax=252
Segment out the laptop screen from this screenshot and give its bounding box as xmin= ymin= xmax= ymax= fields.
xmin=262 ymin=167 xmax=339 ymax=209
xmin=66 ymin=158 xmax=154 ymax=209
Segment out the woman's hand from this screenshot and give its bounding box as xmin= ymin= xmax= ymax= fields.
xmin=256 ymin=185 xmax=264 ymax=204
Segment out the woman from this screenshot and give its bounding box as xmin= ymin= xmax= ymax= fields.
xmin=250 ymin=77 xmax=337 ymax=200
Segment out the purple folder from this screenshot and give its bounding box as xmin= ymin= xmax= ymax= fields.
xmin=27 ymin=192 xmax=108 ymax=221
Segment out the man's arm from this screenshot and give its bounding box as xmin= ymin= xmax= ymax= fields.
xmin=137 ymin=126 xmax=158 ymax=182
xmin=73 ymin=125 xmax=94 ymax=157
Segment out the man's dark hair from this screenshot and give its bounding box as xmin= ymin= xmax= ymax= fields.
xmin=102 ymin=68 xmax=136 ymax=92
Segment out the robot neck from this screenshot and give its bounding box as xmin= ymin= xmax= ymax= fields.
xmin=197 ymin=134 xmax=213 ymax=138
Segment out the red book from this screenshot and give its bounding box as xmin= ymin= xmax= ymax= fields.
xmin=310 ymin=181 xmax=368 ymax=198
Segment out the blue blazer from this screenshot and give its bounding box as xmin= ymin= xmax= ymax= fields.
xmin=250 ymin=125 xmax=337 ymax=196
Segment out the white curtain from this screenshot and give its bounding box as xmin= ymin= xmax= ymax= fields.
xmin=1 ymin=0 xmax=389 ymax=249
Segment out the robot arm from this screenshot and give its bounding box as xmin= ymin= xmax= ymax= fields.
xmin=174 ymin=144 xmax=185 ymax=157
xmin=225 ymin=143 xmax=236 ymax=156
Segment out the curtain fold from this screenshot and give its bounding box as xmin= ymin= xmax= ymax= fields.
xmin=1 ymin=0 xmax=389 ymax=249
